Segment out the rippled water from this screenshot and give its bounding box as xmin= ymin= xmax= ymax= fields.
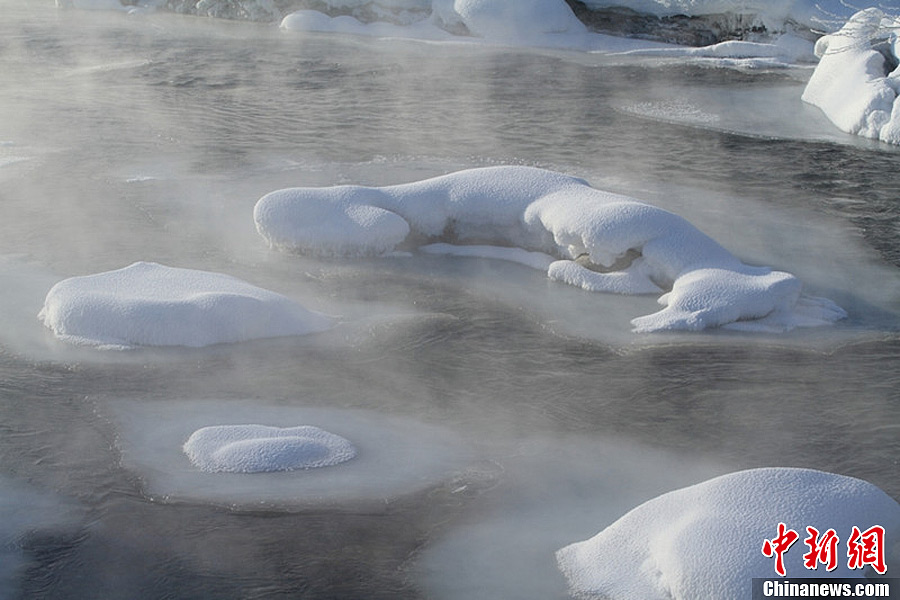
xmin=1 ymin=3 xmax=898 ymax=599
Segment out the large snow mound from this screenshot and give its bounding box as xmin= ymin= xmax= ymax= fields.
xmin=557 ymin=467 xmax=900 ymax=600
xmin=437 ymin=0 xmax=587 ymax=38
xmin=183 ymin=425 xmax=357 ymax=473
xmin=254 ymin=166 xmax=846 ymax=333
xmin=38 ymin=262 xmax=332 ymax=348
xmin=802 ymin=8 xmax=900 ymax=145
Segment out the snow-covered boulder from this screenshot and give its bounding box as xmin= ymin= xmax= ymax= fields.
xmin=802 ymin=8 xmax=900 ymax=145
xmin=254 ymin=166 xmax=846 ymax=333
xmin=433 ymin=0 xmax=587 ymax=39
xmin=38 ymin=262 xmax=332 ymax=349
xmin=557 ymin=468 xmax=900 ymax=599
xmin=183 ymin=425 xmax=357 ymax=473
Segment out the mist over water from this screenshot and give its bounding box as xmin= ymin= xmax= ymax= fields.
xmin=1 ymin=2 xmax=898 ymax=599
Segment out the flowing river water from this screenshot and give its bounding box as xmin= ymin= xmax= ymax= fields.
xmin=0 ymin=3 xmax=898 ymax=598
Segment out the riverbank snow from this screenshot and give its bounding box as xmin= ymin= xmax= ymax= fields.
xmin=557 ymin=467 xmax=900 ymax=600
xmin=254 ymin=166 xmax=846 ymax=333
xmin=802 ymin=8 xmax=900 ymax=145
xmin=38 ymin=262 xmax=332 ymax=348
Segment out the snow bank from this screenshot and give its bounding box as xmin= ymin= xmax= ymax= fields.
xmin=435 ymin=0 xmax=587 ymax=39
xmin=621 ymin=33 xmax=818 ymax=65
xmin=254 ymin=166 xmax=846 ymax=333
xmin=38 ymin=262 xmax=332 ymax=349
xmin=802 ymin=8 xmax=900 ymax=145
xmin=183 ymin=425 xmax=357 ymax=473
xmin=282 ymin=0 xmax=590 ymax=46
xmin=579 ymin=0 xmax=859 ymax=34
xmin=557 ymin=468 xmax=900 ymax=600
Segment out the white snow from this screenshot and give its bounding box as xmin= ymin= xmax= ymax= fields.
xmin=621 ymin=33 xmax=818 ymax=66
xmin=557 ymin=467 xmax=900 ymax=600
xmin=183 ymin=424 xmax=357 ymax=473
xmin=802 ymin=8 xmax=900 ymax=145
xmin=280 ymin=0 xmax=668 ymax=52
xmin=437 ymin=0 xmax=587 ymax=39
xmin=108 ymin=401 xmax=472 ymax=509
xmin=579 ymin=0 xmax=860 ymax=33
xmin=38 ymin=262 xmax=332 ymax=349
xmin=254 ymin=166 xmax=846 ymax=333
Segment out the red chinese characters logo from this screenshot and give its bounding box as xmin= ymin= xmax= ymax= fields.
xmin=762 ymin=522 xmax=799 ymax=577
xmin=804 ymin=526 xmax=839 ymax=571
xmin=847 ymin=525 xmax=887 ymax=575
xmin=762 ymin=524 xmax=888 ymax=576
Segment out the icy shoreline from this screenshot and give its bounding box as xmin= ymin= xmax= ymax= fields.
xmin=59 ymin=0 xmax=860 ymax=44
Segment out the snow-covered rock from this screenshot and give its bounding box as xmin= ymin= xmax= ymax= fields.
xmin=183 ymin=424 xmax=357 ymax=473
xmin=802 ymin=8 xmax=900 ymax=145
xmin=38 ymin=262 xmax=332 ymax=349
xmin=557 ymin=467 xmax=900 ymax=600
xmin=254 ymin=166 xmax=846 ymax=333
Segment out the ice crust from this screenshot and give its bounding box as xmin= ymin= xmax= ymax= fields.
xmin=38 ymin=262 xmax=332 ymax=348
xmin=254 ymin=166 xmax=846 ymax=333
xmin=109 ymin=401 xmax=473 ymax=509
xmin=557 ymin=468 xmax=900 ymax=600
xmin=802 ymin=8 xmax=900 ymax=145
xmin=183 ymin=425 xmax=357 ymax=473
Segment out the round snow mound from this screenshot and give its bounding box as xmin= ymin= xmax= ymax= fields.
xmin=183 ymin=425 xmax=357 ymax=473
xmin=38 ymin=262 xmax=332 ymax=348
xmin=557 ymin=467 xmax=900 ymax=599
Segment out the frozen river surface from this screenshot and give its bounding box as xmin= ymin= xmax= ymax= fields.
xmin=0 ymin=2 xmax=898 ymax=599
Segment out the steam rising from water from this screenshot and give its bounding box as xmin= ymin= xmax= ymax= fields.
xmin=1 ymin=4 xmax=899 ymax=599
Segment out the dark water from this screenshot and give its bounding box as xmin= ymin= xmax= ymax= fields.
xmin=0 ymin=3 xmax=897 ymax=599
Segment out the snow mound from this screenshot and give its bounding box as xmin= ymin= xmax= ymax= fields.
xmin=281 ymin=0 xmax=597 ymax=48
xmin=802 ymin=8 xmax=900 ymax=145
xmin=557 ymin=468 xmax=900 ymax=600
xmin=439 ymin=0 xmax=587 ymax=38
xmin=254 ymin=166 xmax=846 ymax=333
xmin=183 ymin=425 xmax=357 ymax=473
xmin=38 ymin=262 xmax=332 ymax=348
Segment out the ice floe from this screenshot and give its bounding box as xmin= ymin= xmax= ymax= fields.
xmin=38 ymin=262 xmax=332 ymax=349
xmin=802 ymin=8 xmax=900 ymax=145
xmin=183 ymin=424 xmax=357 ymax=473
xmin=556 ymin=467 xmax=900 ymax=600
xmin=254 ymin=166 xmax=846 ymax=333
xmin=107 ymin=401 xmax=472 ymax=509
